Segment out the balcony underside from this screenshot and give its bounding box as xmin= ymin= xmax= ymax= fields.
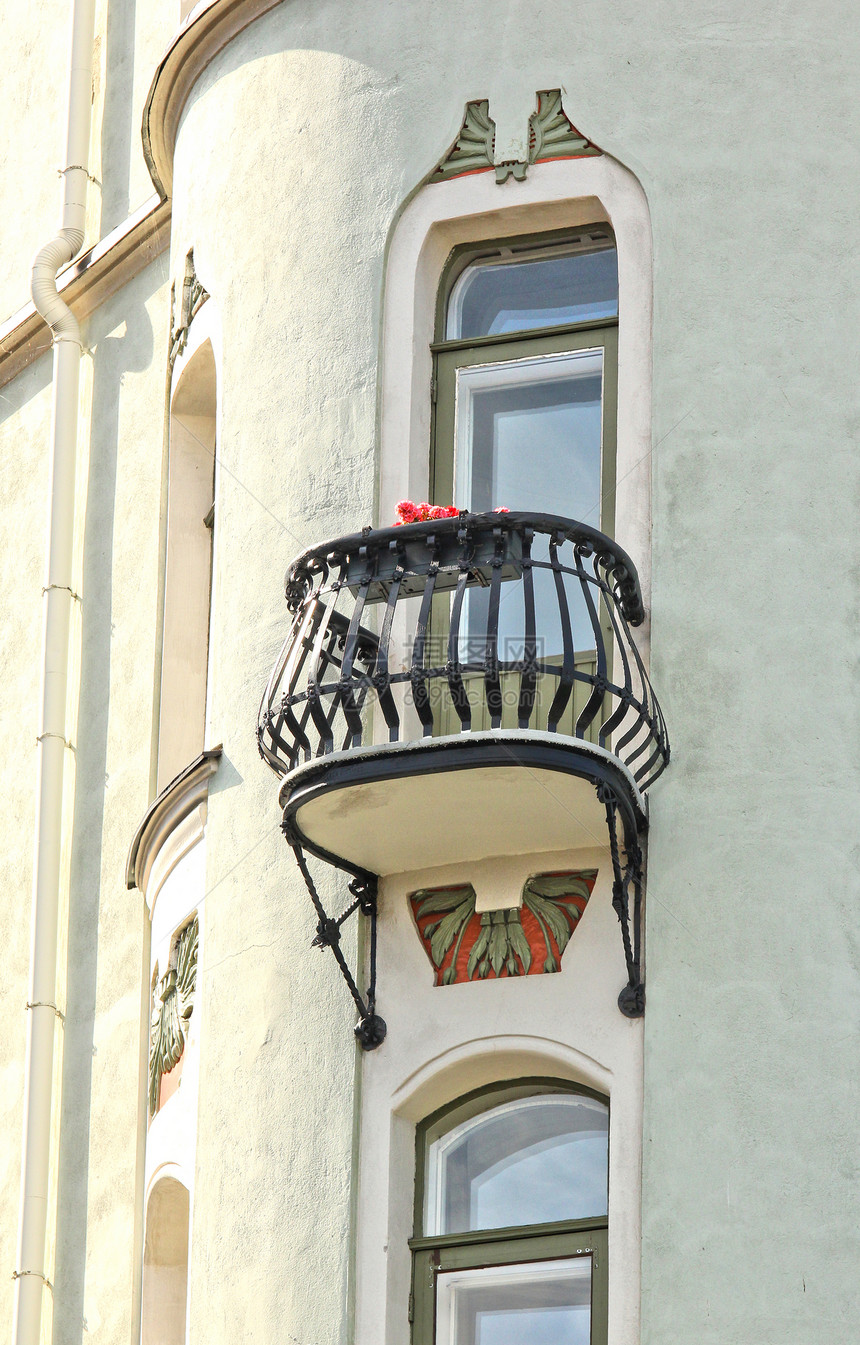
xmin=279 ymin=731 xmax=645 ymax=880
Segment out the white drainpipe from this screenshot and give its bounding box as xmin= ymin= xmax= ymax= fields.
xmin=14 ymin=0 xmax=96 ymax=1339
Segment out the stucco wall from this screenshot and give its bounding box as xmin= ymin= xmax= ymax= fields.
xmin=166 ymin=3 xmax=860 ymax=1342
xmin=0 ymin=354 xmax=54 ymax=1335
xmin=0 ymin=0 xmax=176 ymax=324
xmin=50 ymin=259 xmax=170 ymax=1344
xmin=2 ymin=1 xmax=858 ymax=1341
xmin=0 ymin=256 xmax=170 ymax=1338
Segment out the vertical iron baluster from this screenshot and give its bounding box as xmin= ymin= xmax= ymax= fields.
xmin=483 ymin=525 xmax=506 ymax=728
xmin=321 ymin=619 xmax=351 ymax=747
xmin=447 ymin=523 xmax=472 ymax=730
xmin=611 ymin=569 xmax=656 ymax=773
xmin=410 ymin=534 xmax=440 ymax=736
xmin=546 ymin=530 xmax=575 ymax=732
xmin=517 ymin=527 xmax=537 ymax=729
xmin=573 ymin=543 xmax=609 ymax=742
xmin=305 ymin=570 xmax=346 ymax=755
xmin=339 ymin=546 xmax=377 ymax=745
xmin=595 ymin=553 xmax=634 ymax=747
xmin=373 ymin=539 xmax=405 ymax=742
xmin=287 ymin=600 xmax=327 ymax=762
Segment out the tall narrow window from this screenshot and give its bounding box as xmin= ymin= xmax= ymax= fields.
xmin=431 ymin=231 xmax=618 ymax=734
xmin=157 ymin=340 xmax=216 ymax=791
xmin=141 ymin=1177 xmax=190 ymax=1345
xmin=410 ymin=1081 xmax=609 ymax=1344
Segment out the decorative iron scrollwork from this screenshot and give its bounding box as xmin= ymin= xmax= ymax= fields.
xmin=596 ymin=781 xmax=645 ymax=1017
xmin=289 ymin=840 xmax=386 ymax=1052
xmin=149 ymin=916 xmax=198 ymax=1115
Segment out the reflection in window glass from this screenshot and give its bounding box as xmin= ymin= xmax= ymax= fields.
xmin=426 ymin=1094 xmax=608 ymax=1236
xmin=436 ymin=1256 xmax=592 ymax=1345
xmin=448 ymin=248 xmax=618 ymax=340
xmin=454 ymin=349 xmax=604 ymax=656
xmin=454 ymin=350 xmax=603 ymax=522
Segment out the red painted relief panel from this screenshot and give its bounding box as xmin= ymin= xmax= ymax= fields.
xmin=410 ymin=871 xmax=598 ymax=987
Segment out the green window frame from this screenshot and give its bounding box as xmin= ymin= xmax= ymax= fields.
xmin=409 ymin=1078 xmax=609 ymax=1345
xmin=430 ymin=228 xmax=619 ymax=536
xmin=427 ymin=232 xmax=619 ymax=739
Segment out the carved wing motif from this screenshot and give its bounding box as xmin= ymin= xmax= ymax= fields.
xmin=528 ymin=90 xmax=600 ymax=164
xmin=430 ymin=100 xmax=496 ymax=182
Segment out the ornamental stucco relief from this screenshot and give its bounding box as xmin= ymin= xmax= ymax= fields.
xmin=149 ymin=915 xmax=198 ymax=1116
xmin=410 ymin=871 xmax=597 ymax=985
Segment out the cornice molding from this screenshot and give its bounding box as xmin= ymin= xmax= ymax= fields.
xmin=0 ymin=194 xmax=170 ymax=388
xmin=1 ymin=0 xmax=281 ymax=386
xmin=126 ymin=747 xmax=222 ymax=905
xmin=142 ymin=0 xmax=284 ymax=199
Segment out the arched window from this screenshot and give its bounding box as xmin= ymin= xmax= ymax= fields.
xmin=141 ymin=1176 xmax=189 ymax=1345
xmin=410 ymin=1080 xmax=608 ymax=1343
xmin=157 ymin=339 xmax=216 ymax=791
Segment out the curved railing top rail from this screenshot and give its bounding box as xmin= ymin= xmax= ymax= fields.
xmin=260 ymin=509 xmax=669 ymax=795
xmin=284 ymin=511 xmax=646 ymax=628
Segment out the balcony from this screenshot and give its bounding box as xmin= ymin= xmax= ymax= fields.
xmin=259 ymin=506 xmax=664 ymax=843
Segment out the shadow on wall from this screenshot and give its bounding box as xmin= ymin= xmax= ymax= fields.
xmin=51 ymin=261 xmax=157 ymax=1345
xmin=99 ymin=0 xmax=137 ymax=234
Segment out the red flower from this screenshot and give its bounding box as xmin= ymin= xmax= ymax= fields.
xmin=394 ymin=500 xmax=496 ymax=524
xmin=395 ymin=500 xmax=418 ymax=525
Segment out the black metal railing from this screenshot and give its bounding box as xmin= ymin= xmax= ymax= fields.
xmin=258 ymin=511 xmax=669 ymax=792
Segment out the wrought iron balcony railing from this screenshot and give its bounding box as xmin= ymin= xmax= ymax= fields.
xmin=257 ymin=510 xmax=668 ymax=791
xmin=258 ymin=510 xmax=669 ymax=1040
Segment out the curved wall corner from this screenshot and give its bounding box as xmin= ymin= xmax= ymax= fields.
xmin=154 ymin=12 xmax=658 ymax=1344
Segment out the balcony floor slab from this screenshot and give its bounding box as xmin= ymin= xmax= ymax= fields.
xmin=278 ymin=731 xmax=645 ymax=879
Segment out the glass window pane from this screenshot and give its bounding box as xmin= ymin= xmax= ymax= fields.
xmin=425 ymin=1094 xmax=608 ymax=1236
xmin=454 ymin=349 xmax=603 ymax=522
xmin=436 ymin=1256 xmax=591 ymax=1345
xmin=448 ymin=249 xmax=618 ymax=340
xmin=454 ymin=349 xmax=604 ymax=656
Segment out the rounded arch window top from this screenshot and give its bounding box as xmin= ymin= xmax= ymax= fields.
xmin=421 ymin=1080 xmax=608 ymax=1237
xmin=444 ymin=231 xmax=618 ymax=341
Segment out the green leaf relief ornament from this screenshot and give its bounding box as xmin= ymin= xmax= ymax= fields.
xmin=410 ymin=871 xmax=597 ymax=986
xmin=149 ymin=915 xmax=198 ymax=1116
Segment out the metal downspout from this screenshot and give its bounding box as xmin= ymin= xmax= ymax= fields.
xmin=13 ymin=0 xmax=96 ymax=1339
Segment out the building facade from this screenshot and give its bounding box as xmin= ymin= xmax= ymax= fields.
xmin=1 ymin=2 xmax=859 ymax=1343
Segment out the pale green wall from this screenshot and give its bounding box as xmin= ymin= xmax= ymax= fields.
xmin=2 ymin=1 xmax=858 ymax=1340
xmin=0 ymin=258 xmax=170 ymax=1339
xmin=49 ymin=260 xmax=170 ymax=1344
xmin=168 ymin=3 xmax=860 ymax=1341
xmin=0 ymin=354 xmax=54 ymax=1333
